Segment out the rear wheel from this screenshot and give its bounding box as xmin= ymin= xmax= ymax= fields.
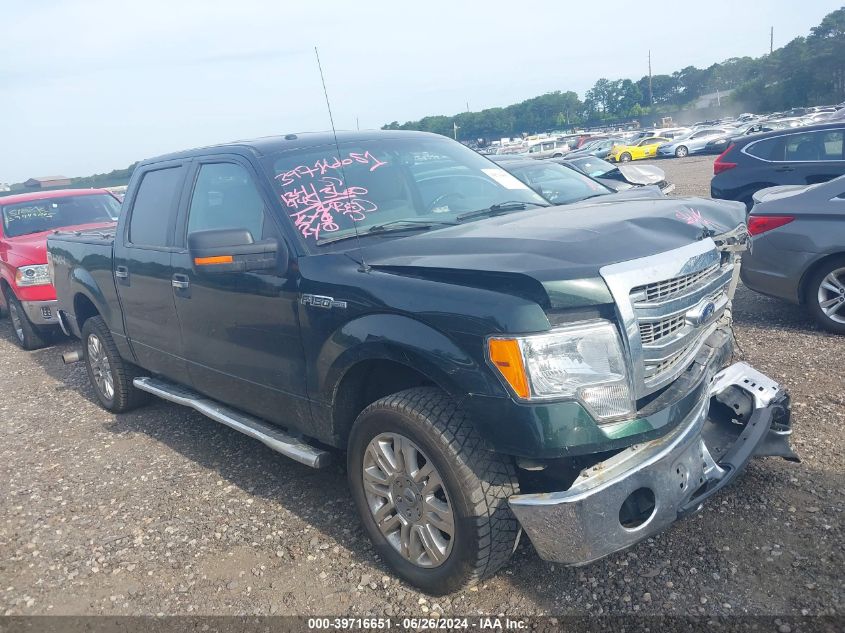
xmin=81 ymin=316 xmax=149 ymax=412
xmin=806 ymin=257 xmax=845 ymax=334
xmin=619 ymin=152 xmax=632 ymax=162
xmin=348 ymin=387 xmax=520 ymax=595
xmin=3 ymin=288 xmax=46 ymax=350
xmin=675 ymin=145 xmax=689 ymax=158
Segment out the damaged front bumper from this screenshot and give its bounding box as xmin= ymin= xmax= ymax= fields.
xmin=508 ymin=361 xmax=796 ymax=566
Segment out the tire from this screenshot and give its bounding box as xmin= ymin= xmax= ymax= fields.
xmin=619 ymin=152 xmax=632 ymax=162
xmin=348 ymin=387 xmax=520 ymax=595
xmin=552 ymin=153 xmax=563 ymax=158
xmin=675 ymin=145 xmax=689 ymax=158
xmin=81 ymin=316 xmax=149 ymax=412
xmin=3 ymin=288 xmax=46 ymax=350
xmin=805 ymin=256 xmax=845 ymax=335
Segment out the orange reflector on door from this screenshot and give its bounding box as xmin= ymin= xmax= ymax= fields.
xmin=488 ymin=338 xmax=529 ymax=399
xmin=194 ymin=255 xmax=234 ymax=266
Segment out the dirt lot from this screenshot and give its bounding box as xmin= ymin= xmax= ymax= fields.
xmin=0 ymin=155 xmax=842 ymax=617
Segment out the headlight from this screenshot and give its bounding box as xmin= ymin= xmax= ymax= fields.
xmin=15 ymin=264 xmax=51 ymax=287
xmin=488 ymin=320 xmax=634 ymax=422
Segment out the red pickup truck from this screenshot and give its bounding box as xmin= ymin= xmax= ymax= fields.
xmin=0 ymin=189 xmax=119 ymax=349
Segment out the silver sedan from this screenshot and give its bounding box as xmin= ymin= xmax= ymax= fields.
xmin=741 ymin=175 xmax=845 ymax=333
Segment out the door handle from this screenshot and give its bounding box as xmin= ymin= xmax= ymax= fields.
xmin=171 ymin=274 xmax=190 ymax=289
xmin=775 ymin=166 xmax=794 ymax=172
xmin=115 ymin=265 xmax=129 ymax=279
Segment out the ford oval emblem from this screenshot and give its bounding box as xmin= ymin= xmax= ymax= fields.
xmin=699 ymin=302 xmax=716 ymax=324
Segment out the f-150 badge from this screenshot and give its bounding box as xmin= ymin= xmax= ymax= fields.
xmin=300 ymin=294 xmax=347 ymax=309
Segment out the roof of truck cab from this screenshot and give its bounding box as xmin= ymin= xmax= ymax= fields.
xmin=0 ymin=188 xmax=111 ymax=205
xmin=142 ymin=130 xmax=442 ymax=164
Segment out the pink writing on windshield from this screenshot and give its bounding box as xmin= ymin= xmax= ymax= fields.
xmin=278 ymin=151 xmax=386 ymax=239
xmin=277 ymin=151 xmax=386 ymax=187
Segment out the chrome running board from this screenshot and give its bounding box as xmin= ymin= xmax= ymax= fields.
xmin=132 ymin=377 xmax=331 ymax=468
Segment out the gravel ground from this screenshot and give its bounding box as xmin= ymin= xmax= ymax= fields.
xmin=0 ymin=155 xmax=842 ymax=617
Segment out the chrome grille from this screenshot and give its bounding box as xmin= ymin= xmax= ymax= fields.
xmin=639 ymin=314 xmax=686 ymax=345
xmin=645 ymin=343 xmax=695 ymax=377
xmin=632 ymin=262 xmax=720 ymax=303
xmin=600 ymin=240 xmax=736 ymax=398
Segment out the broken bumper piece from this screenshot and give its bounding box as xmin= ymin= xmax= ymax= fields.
xmin=508 ymin=361 xmax=796 ymax=566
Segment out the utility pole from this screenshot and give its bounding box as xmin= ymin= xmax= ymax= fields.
xmin=466 ymin=101 xmax=470 ymax=113
xmin=770 ymin=26 xmax=773 ymax=54
xmin=453 ymin=121 xmax=459 ymax=140
xmin=648 ymin=50 xmax=653 ymax=105
xmin=356 ymin=117 xmax=360 ymax=131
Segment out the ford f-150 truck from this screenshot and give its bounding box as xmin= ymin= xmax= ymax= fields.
xmin=48 ymin=131 xmax=796 ymax=594
xmin=0 ymin=189 xmax=119 ymax=349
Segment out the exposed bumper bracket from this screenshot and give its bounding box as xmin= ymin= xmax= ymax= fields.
xmin=509 ymin=361 xmax=796 ymax=565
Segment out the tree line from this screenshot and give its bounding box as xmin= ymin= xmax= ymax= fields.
xmin=383 ymin=7 xmax=845 ymax=139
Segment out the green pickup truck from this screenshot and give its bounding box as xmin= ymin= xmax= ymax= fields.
xmin=47 ymin=130 xmax=796 ymax=594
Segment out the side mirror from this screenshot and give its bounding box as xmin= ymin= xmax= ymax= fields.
xmin=187 ymin=228 xmax=288 ymax=275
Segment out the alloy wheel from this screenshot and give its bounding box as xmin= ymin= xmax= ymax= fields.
xmin=818 ymin=267 xmax=845 ymax=324
xmin=87 ymin=333 xmax=115 ymax=400
xmin=362 ymin=433 xmax=455 ymax=568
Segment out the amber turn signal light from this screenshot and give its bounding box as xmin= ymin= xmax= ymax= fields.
xmin=194 ymin=255 xmax=234 ymax=266
xmin=488 ymin=338 xmax=530 ymax=399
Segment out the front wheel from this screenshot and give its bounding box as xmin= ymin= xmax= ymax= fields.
xmin=348 ymin=387 xmax=520 ymax=595
xmin=675 ymin=145 xmax=689 ymax=158
xmin=3 ymin=288 xmax=45 ymax=350
xmin=806 ymin=257 xmax=845 ymax=334
xmin=619 ymin=152 xmax=632 ymax=162
xmin=81 ymin=316 xmax=149 ymax=412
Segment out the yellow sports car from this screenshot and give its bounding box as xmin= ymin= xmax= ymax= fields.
xmin=607 ymin=136 xmax=670 ymax=162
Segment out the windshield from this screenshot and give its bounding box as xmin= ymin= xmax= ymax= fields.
xmin=569 ymin=157 xmax=616 ymax=178
xmin=1 ymin=193 xmax=119 ymax=238
xmin=504 ymin=162 xmax=613 ymax=205
xmin=263 ymin=136 xmax=546 ymax=246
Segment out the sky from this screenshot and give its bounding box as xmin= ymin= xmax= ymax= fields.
xmin=0 ymin=0 xmax=841 ymax=183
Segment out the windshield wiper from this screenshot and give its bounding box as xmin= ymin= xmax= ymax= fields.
xmin=316 ymin=219 xmax=457 ymax=245
xmin=366 ymin=219 xmax=458 ymax=233
xmin=573 ymin=193 xmax=611 ymax=203
xmin=455 ymin=200 xmax=548 ymax=223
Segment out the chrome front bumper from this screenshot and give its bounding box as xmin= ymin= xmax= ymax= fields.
xmin=509 ymin=361 xmax=795 ymax=565
xmin=20 ymin=299 xmax=59 ymax=325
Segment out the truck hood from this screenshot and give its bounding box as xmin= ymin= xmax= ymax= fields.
xmin=6 ymin=221 xmax=116 ymax=266
xmin=362 ymin=197 xmax=745 ymax=287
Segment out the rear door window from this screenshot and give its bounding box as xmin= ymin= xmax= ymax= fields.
xmin=783 ymin=130 xmax=844 ymax=161
xmin=128 ymin=167 xmax=184 ymax=247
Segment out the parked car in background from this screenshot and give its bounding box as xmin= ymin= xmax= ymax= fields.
xmin=556 ymin=155 xmax=674 ymax=193
xmin=703 ymin=123 xmax=789 ymax=155
xmin=607 ymin=136 xmax=669 ymax=162
xmin=741 ymin=175 xmax=845 ymax=333
xmin=711 ymin=123 xmax=845 ymax=208
xmin=527 ymin=139 xmax=570 ymax=159
xmin=0 ymin=189 xmax=119 ymax=349
xmin=657 ymin=128 xmax=730 ymax=158
xmin=497 ymin=158 xmax=616 ymax=204
xmin=564 ymin=137 xmax=624 ymax=159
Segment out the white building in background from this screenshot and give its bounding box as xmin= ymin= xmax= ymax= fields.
xmin=0 ymin=183 xmax=10 ymax=192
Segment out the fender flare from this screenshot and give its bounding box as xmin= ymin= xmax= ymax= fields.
xmin=315 ymin=313 xmax=504 ymax=405
xmin=69 ymin=266 xmax=120 ymax=335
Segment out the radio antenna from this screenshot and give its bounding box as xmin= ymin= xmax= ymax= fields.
xmin=315 ymin=46 xmax=370 ymax=273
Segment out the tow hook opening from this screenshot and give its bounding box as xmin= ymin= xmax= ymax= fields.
xmin=619 ymin=487 xmax=656 ymax=529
